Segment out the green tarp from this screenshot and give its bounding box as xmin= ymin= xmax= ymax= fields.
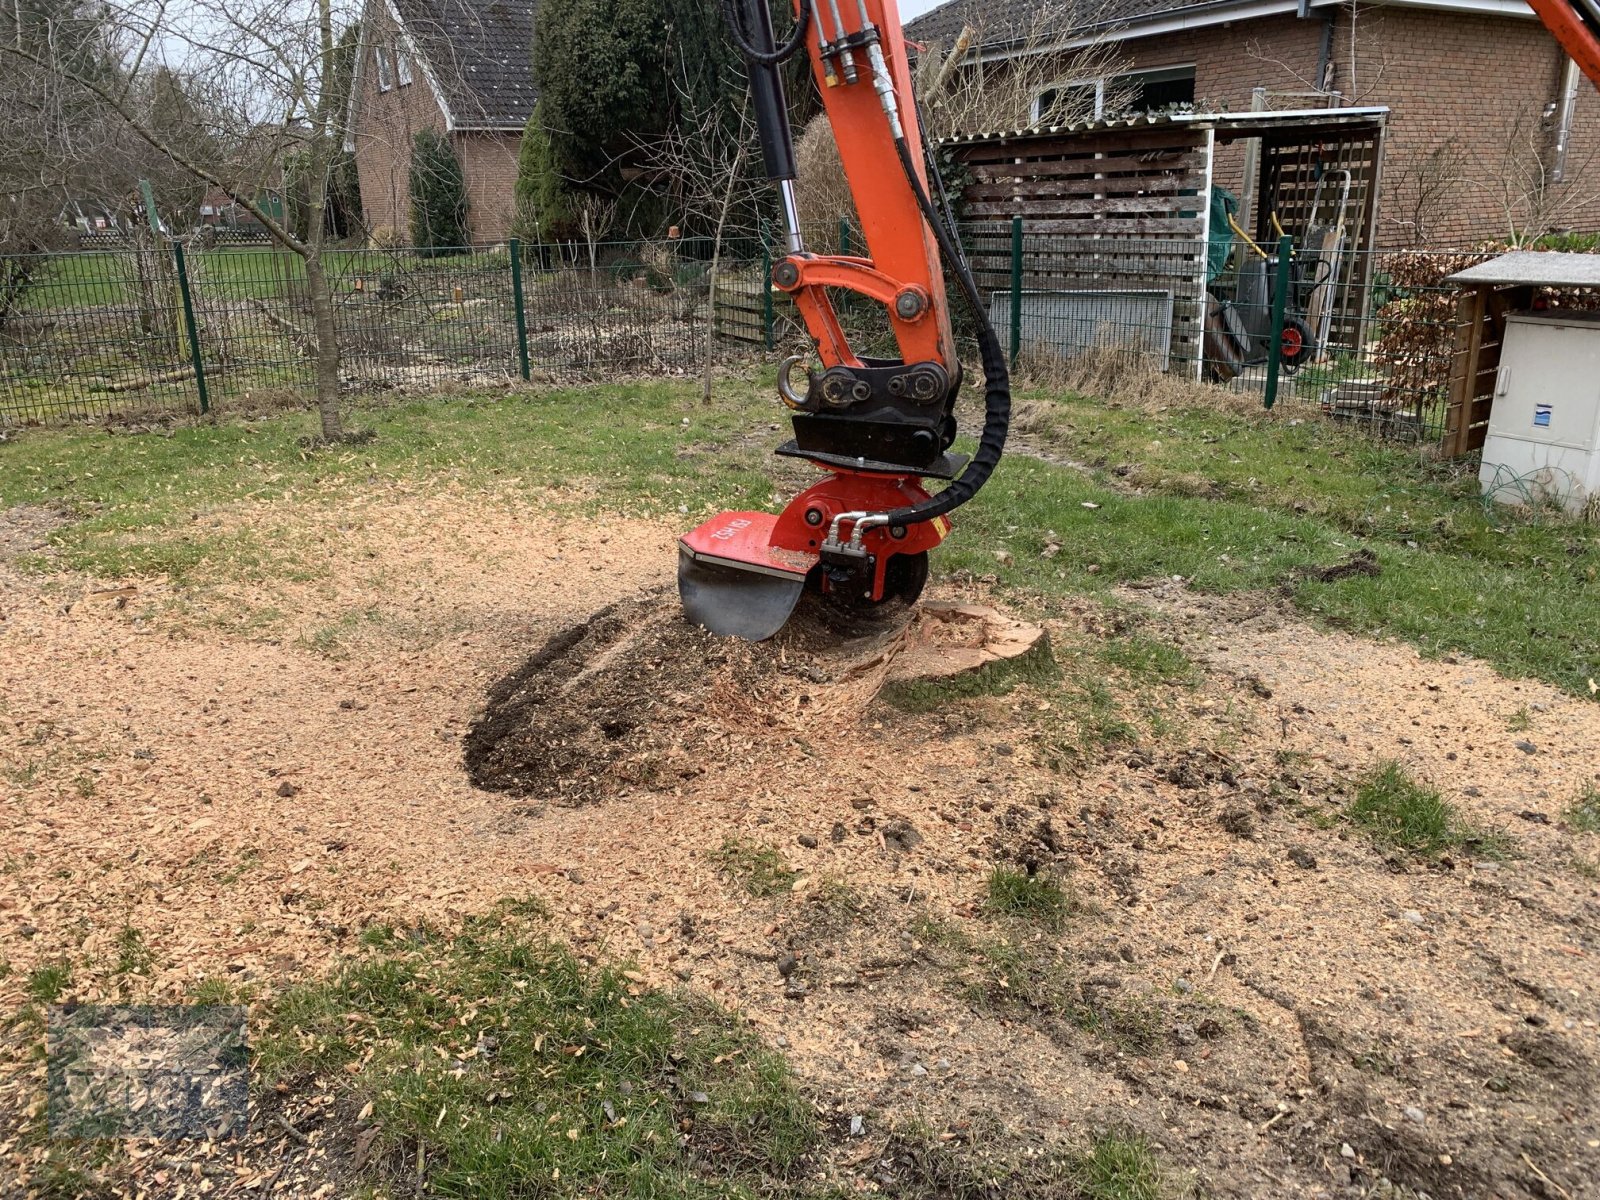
xmin=1208 ymin=187 xmax=1239 ymax=284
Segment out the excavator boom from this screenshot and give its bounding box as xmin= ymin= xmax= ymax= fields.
xmin=678 ymin=0 xmax=1011 ymax=640
xmin=1529 ymin=0 xmax=1600 ymax=90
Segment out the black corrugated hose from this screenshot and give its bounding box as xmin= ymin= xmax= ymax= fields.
xmin=882 ymin=133 xmax=1010 ymax=527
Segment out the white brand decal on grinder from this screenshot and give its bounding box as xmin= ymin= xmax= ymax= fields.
xmin=709 ymin=519 xmax=754 ymax=541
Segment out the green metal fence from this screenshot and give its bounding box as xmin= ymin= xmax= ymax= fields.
xmin=0 ymin=236 xmax=778 ymax=426
xmin=960 ymin=221 xmax=1478 ymax=444
xmin=0 ymin=226 xmax=1537 ymax=445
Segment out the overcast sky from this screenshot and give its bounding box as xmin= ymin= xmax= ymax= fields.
xmin=899 ymin=0 xmax=950 ymax=22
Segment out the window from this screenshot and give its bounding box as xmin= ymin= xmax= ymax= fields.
xmin=1033 ymin=64 xmax=1196 ymax=124
xmin=1118 ymin=65 xmax=1196 ymax=113
xmin=1032 ymin=79 xmax=1102 ymax=125
xmin=376 ymin=48 xmax=394 ymax=92
xmin=397 ymin=53 xmax=414 ymax=86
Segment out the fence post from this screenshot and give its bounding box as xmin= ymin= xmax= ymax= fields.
xmin=1262 ymin=234 xmax=1293 ymax=411
xmin=761 ymin=239 xmax=775 ymax=350
xmin=839 ymin=218 xmax=851 ymax=257
xmin=508 ymin=237 xmax=531 ymax=381
xmin=1009 ymin=216 xmax=1024 ymax=367
xmin=171 ymin=242 xmax=209 ymax=415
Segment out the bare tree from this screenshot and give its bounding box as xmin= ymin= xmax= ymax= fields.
xmin=1382 ymin=137 xmax=1467 ymax=246
xmin=1476 ymin=103 xmax=1600 ymax=246
xmin=3 ymin=0 xmax=360 ymax=440
xmin=635 ymin=70 xmax=761 ymax=403
xmin=794 ymin=2 xmax=1132 ymax=236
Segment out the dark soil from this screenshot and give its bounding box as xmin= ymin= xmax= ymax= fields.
xmin=463 ymin=592 xmax=918 ymax=807
xmin=463 ymin=595 xmax=747 ymax=805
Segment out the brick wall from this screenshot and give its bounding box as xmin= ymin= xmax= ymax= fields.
xmin=1084 ymin=6 xmax=1600 ymax=246
xmin=349 ymin=6 xmax=521 ymax=244
xmin=456 ymin=133 xmax=520 ymax=243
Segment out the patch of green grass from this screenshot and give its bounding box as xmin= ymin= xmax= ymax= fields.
xmin=189 ymin=977 xmax=248 ymax=1006
xmin=0 ymin=382 xmax=776 ymax=590
xmin=1094 ymin=632 xmax=1196 ymax=686
xmin=984 ymin=867 xmax=1076 ymax=930
xmin=1506 ymin=706 xmax=1532 ymax=733
xmin=712 ymin=837 xmax=797 ymax=898
xmin=874 ymin=1124 xmax=1172 ymax=1199
xmin=27 ymin=961 xmax=73 ymax=1004
xmin=1068 ymin=1130 xmax=1166 ymax=1200
xmin=215 ymin=848 xmax=260 ymax=886
xmin=955 ymin=389 xmax=1600 ymax=698
xmin=114 ymin=926 xmax=153 ymax=976
xmin=255 ymin=903 xmax=815 ymax=1195
xmin=1565 ymin=785 xmax=1600 ymax=834
xmin=878 ymin=641 xmax=1061 ymax=714
xmin=1346 ymin=762 xmax=1514 ymax=859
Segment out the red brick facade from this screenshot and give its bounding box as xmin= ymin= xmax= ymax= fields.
xmin=348 ymin=6 xmax=522 ymax=244
xmin=1102 ymin=6 xmax=1600 ymax=245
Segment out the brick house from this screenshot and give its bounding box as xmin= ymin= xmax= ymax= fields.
xmin=904 ymin=0 xmax=1600 ymax=245
xmin=346 ymin=0 xmax=538 ymax=244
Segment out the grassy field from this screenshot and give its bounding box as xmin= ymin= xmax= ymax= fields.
xmin=16 ymin=246 xmax=520 ymax=311
xmin=3 ymin=372 xmax=1596 ymax=694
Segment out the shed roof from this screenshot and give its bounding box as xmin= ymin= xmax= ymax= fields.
xmin=938 ymin=106 xmax=1389 ymax=147
xmin=1445 ymin=252 xmax=1600 ymax=288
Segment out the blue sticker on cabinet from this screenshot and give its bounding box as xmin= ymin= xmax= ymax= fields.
xmin=1534 ymin=404 xmax=1552 ymax=428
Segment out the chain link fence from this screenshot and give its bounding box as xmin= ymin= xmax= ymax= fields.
xmin=0 ymin=236 xmax=779 ymax=426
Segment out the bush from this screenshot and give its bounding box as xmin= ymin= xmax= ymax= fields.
xmin=512 ymin=116 xmax=573 ymax=241
xmin=408 ymin=129 xmax=469 ymax=256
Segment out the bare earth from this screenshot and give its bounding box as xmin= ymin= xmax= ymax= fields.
xmin=1 ymin=489 xmax=1597 ymax=1199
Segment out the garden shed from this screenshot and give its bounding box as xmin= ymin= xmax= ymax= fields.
xmin=1443 ymin=251 xmax=1600 ymax=459
xmin=944 ymin=107 xmax=1389 ymax=378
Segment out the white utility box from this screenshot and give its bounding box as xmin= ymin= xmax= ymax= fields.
xmin=1480 ymin=310 xmax=1600 ymax=516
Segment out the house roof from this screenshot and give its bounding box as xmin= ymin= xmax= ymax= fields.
xmin=901 ymin=0 xmax=1537 ymax=55
xmin=389 ymin=0 xmax=539 ymax=130
xmin=902 ymin=0 xmax=1185 ymax=50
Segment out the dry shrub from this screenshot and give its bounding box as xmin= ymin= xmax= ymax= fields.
xmin=793 ymin=2 xmax=1132 ymax=236
xmin=1015 ymin=343 xmax=1261 ymax=418
xmin=1373 ymin=245 xmax=1600 ymax=405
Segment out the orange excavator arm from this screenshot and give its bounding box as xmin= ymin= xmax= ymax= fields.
xmin=677 ymin=0 xmax=1011 ymax=640
xmin=1529 ymin=0 xmax=1600 ymax=89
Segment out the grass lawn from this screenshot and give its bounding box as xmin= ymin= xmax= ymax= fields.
xmin=17 ymin=246 xmax=516 ymax=312
xmin=2 ymin=373 xmax=1598 ymax=694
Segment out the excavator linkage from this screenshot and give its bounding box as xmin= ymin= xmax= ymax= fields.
xmin=679 ymin=0 xmax=1010 ymax=639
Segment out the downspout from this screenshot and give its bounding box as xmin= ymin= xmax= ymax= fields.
xmin=1317 ymin=10 xmax=1336 ymax=100
xmin=1551 ymin=55 xmax=1580 ymax=183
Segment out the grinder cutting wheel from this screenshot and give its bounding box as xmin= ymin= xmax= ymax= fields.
xmin=677 ymin=0 xmax=1012 ymax=640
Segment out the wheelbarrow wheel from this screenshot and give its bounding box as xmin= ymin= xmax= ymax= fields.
xmin=1278 ymin=316 xmax=1315 ymax=373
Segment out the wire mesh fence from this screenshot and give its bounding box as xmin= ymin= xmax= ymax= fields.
xmin=0 ymin=225 xmax=1561 ymax=448
xmin=0 ymin=236 xmax=778 ymax=426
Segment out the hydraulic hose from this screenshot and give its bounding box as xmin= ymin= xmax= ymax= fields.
xmin=723 ymin=0 xmax=812 ymax=65
xmin=881 ymin=134 xmax=1010 ymax=527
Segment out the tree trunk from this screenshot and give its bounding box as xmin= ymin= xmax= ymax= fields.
xmin=702 ymin=252 xmax=719 ymax=405
xmin=702 ymin=138 xmax=748 ymax=405
xmin=303 ymin=251 xmax=344 ymax=440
